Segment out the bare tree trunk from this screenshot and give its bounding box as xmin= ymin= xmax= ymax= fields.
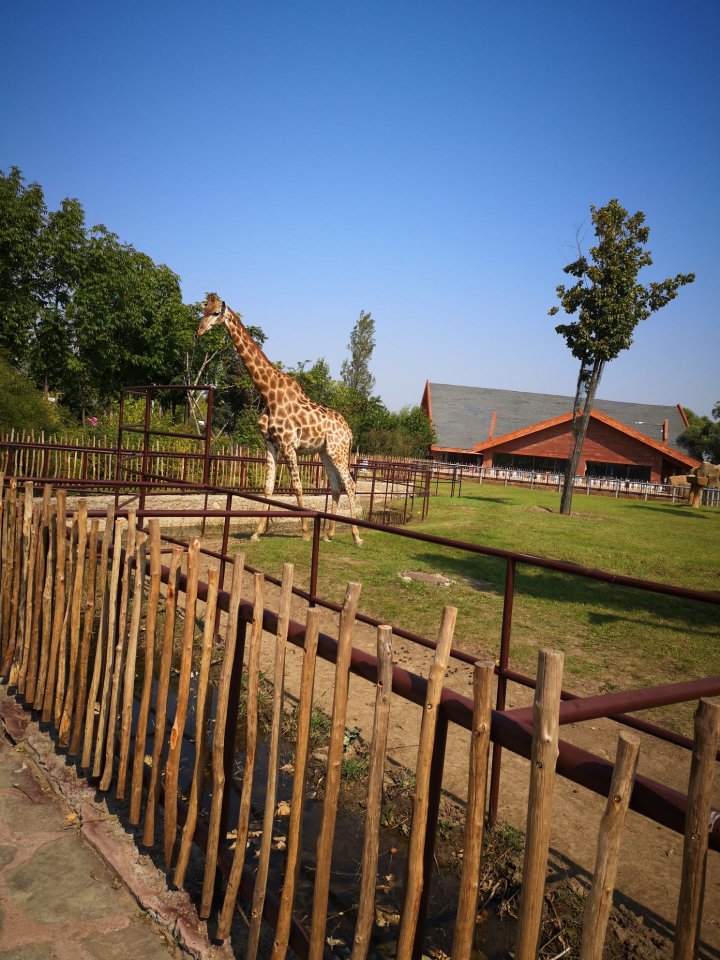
xmin=559 ymin=359 xmax=604 ymax=515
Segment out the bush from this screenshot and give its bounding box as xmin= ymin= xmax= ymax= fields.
xmin=0 ymin=351 xmax=73 ymax=435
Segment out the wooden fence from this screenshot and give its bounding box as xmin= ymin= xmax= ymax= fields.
xmin=0 ymin=478 xmax=718 ymax=958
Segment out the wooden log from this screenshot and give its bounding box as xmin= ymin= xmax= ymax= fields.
xmin=5 ymin=495 xmax=23 ymax=678
xmin=450 ymin=661 xmax=495 ymax=960
xmin=395 ymin=606 xmax=456 ymax=960
xmin=53 ymin=511 xmax=77 ymax=727
xmin=142 ymin=546 xmax=183 ymax=847
xmin=116 ymin=531 xmax=148 ymax=798
xmin=199 ymin=555 xmax=247 ymax=918
xmin=308 ymin=582 xmax=362 ymax=960
xmin=93 ymin=518 xmax=126 ymax=778
xmin=59 ymin=500 xmax=88 ymax=745
xmin=69 ymin=519 xmax=100 ymax=755
xmin=174 ymin=566 xmax=219 ymax=887
xmin=0 ymin=480 xmax=18 ymax=669
xmin=351 ymin=625 xmax=394 ymax=960
xmin=245 ymin=564 xmax=295 ymax=959
xmin=10 ymin=482 xmax=34 ymax=688
xmin=33 ymin=506 xmax=56 ymax=709
xmin=24 ymin=494 xmax=51 ymax=703
xmin=41 ymin=488 xmax=67 ymax=723
xmin=99 ymin=513 xmax=136 ymax=789
xmin=163 ymin=537 xmax=200 ymax=865
xmin=80 ymin=504 xmax=116 ymax=768
xmin=129 ymin=519 xmax=162 ymax=823
xmin=673 ymin=698 xmax=720 ymax=960
xmin=17 ymin=503 xmax=41 ymax=694
xmin=579 ymin=731 xmax=640 ymax=960
xmin=271 ymin=607 xmax=320 ymax=960
xmin=516 ymin=649 xmax=565 ymax=960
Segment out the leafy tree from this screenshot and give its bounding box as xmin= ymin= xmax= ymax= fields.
xmin=679 ymin=404 xmax=720 ymax=463
xmin=31 ymin=197 xmax=87 ymax=397
xmin=0 ymin=167 xmax=46 ymax=365
xmin=0 ymin=349 xmax=70 ymax=434
xmin=340 ymin=309 xmax=375 ymax=398
xmin=69 ymin=226 xmax=189 ymax=412
xmin=550 ymin=199 xmax=695 ymax=515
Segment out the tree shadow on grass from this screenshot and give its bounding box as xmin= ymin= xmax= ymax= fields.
xmin=415 ymin=551 xmax=720 ymax=638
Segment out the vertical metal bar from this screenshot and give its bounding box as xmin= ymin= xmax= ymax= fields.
xmin=488 ymin=557 xmax=516 ymax=827
xmin=411 ymin=712 xmax=449 ymax=960
xmin=369 ymin=469 xmax=376 ymax=521
xmin=114 ymin=392 xmax=125 ymax=509
xmin=140 ymin=388 xmax=152 ymax=517
xmin=309 ymin=516 xmax=321 ymax=607
xmin=202 ymin=386 xmax=214 ymax=488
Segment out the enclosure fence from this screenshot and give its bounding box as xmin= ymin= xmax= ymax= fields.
xmin=1 ymin=478 xmax=719 ymax=959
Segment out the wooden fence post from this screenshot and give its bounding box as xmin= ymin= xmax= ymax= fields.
xmin=59 ymin=500 xmax=88 ymax=745
xmin=41 ymin=488 xmax=66 ymax=723
xmin=395 ymin=605 xmax=456 ymax=960
xmin=516 ymin=648 xmax=564 ymax=960
xmin=79 ymin=504 xmax=115 ymax=767
xmin=69 ymin=519 xmax=100 ymax=755
xmin=271 ymin=608 xmax=321 ymax=960
xmin=116 ymin=531 xmax=148 ymax=797
xmin=174 ymin=566 xmax=219 ymax=887
xmin=451 ymin=661 xmax=495 ymax=960
xmin=214 ymin=570 xmax=266 ymax=933
xmin=245 ymin=564 xmax=295 ymax=960
xmin=579 ymin=731 xmax=640 ymax=960
xmin=163 ymin=537 xmax=200 ymax=863
xmin=142 ymin=546 xmax=183 ymax=846
xmin=308 ymin=582 xmax=362 ymax=960
xmin=129 ymin=519 xmax=162 ymax=823
xmin=351 ymin=625 xmax=394 ymax=960
xmin=199 ymin=553 xmax=246 ymax=918
xmin=673 ymin=698 xmax=720 ymax=960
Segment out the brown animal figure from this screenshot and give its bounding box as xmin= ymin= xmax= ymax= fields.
xmin=198 ymin=294 xmax=362 ymax=545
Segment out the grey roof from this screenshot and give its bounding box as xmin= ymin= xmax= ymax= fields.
xmin=427 ymin=383 xmax=689 ymax=453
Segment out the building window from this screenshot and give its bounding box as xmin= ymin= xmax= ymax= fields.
xmin=585 ymin=461 xmax=651 ymax=481
xmin=492 ymin=453 xmax=568 ymax=474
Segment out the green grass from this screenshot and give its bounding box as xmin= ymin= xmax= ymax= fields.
xmin=224 ymin=484 xmax=720 ymax=701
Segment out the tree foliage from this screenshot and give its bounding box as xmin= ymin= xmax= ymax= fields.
xmin=550 ymin=199 xmax=695 ymax=514
xmin=0 ymin=167 xmax=432 ymax=457
xmin=340 ymin=309 xmax=375 ymax=398
xmin=678 ymin=404 xmax=720 ymax=463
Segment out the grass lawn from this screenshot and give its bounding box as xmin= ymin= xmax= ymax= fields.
xmin=227 ymin=482 xmax=720 ymax=696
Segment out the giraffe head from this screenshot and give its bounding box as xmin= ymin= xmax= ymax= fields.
xmin=197 ymin=293 xmax=227 ymax=335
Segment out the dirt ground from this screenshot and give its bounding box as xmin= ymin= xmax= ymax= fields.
xmin=66 ymin=491 xmax=720 ymax=957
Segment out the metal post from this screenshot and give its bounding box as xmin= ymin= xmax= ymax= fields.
xmin=140 ymin=388 xmax=152 ymax=517
xmin=310 ymin=516 xmax=321 ymax=607
xmin=412 ymin=712 xmax=449 ymax=960
xmin=114 ymin=392 xmax=125 ymax=509
xmin=488 ymin=557 xmax=516 ymax=827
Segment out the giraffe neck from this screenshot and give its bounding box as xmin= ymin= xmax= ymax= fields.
xmin=224 ymin=307 xmax=287 ymax=403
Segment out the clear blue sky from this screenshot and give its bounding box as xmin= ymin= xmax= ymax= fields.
xmin=3 ymin=1 xmax=718 ymax=416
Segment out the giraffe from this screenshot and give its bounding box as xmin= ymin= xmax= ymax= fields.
xmin=198 ymin=294 xmax=363 ymax=546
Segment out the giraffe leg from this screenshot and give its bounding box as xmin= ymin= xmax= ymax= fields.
xmin=322 ymin=449 xmax=363 ymax=546
xmin=319 ymin=452 xmax=342 ymax=541
xmin=252 ymin=442 xmax=277 ymax=540
xmin=283 ymin=446 xmax=309 ymax=540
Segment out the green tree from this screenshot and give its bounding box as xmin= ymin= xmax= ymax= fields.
xmin=678 ymin=404 xmax=720 ymax=463
xmin=69 ymin=226 xmax=189 ymax=412
xmin=340 ymin=309 xmax=375 ymax=398
xmin=0 ymin=167 xmax=46 ymax=365
xmin=31 ymin=197 xmax=87 ymax=397
xmin=550 ymin=199 xmax=695 ymax=515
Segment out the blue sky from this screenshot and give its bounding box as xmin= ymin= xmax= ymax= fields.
xmin=3 ymin=1 xmax=718 ymax=415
